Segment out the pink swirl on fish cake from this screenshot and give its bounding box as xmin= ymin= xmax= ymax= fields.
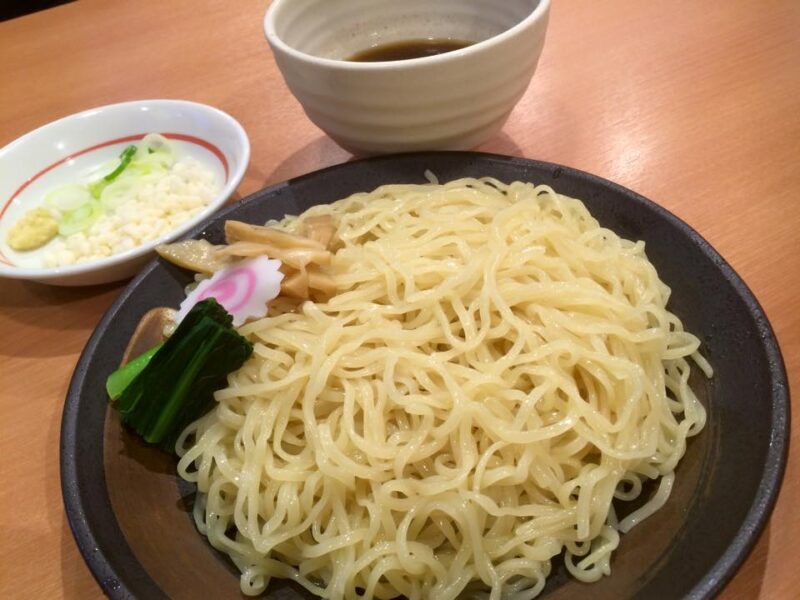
xmin=176 ymin=255 xmax=283 ymax=326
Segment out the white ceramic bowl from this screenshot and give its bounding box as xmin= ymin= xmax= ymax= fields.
xmin=264 ymin=0 xmax=550 ymax=155
xmin=0 ymin=99 xmax=249 ymax=286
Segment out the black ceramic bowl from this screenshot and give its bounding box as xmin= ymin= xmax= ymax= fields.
xmin=61 ymin=153 xmax=789 ymax=599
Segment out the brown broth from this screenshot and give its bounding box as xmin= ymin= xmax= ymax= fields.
xmin=348 ymin=38 xmax=473 ymax=62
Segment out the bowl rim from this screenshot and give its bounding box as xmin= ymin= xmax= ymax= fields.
xmin=264 ymin=0 xmax=550 ymax=70
xmin=60 ymin=151 xmax=790 ymax=599
xmin=0 ymin=98 xmax=250 ymax=281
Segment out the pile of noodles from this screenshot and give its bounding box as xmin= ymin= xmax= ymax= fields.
xmin=176 ymin=178 xmax=710 ymax=600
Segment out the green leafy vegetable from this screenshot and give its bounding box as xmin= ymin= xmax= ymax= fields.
xmin=88 ymin=144 xmax=137 ymax=199
xmin=109 ymin=299 xmax=253 ymax=450
xmin=105 ymin=343 xmax=162 ymax=400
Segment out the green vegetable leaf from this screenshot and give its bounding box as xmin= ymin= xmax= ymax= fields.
xmin=105 ymin=343 xmax=162 ymax=400
xmin=109 ymin=299 xmax=253 ymax=450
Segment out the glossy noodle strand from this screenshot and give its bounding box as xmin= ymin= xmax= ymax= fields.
xmin=176 ymin=178 xmax=710 ymax=599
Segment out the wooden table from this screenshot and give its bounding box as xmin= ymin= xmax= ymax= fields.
xmin=1 ymin=1 xmax=797 ymax=598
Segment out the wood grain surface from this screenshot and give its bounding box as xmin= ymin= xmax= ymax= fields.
xmin=1 ymin=1 xmax=798 ymax=598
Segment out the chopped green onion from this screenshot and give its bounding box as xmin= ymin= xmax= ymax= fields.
xmin=126 ymin=155 xmax=171 ymax=179
xmin=139 ymin=133 xmax=174 ymax=159
xmin=88 ymin=144 xmax=137 ymax=199
xmin=100 ymin=176 xmax=141 ymax=210
xmin=58 ymin=199 xmax=103 ymax=236
xmin=44 ymin=183 xmax=92 ymax=212
xmin=105 ymin=144 xmax=138 ymax=182
xmin=35 ymin=134 xmax=182 ymax=243
xmin=78 ymin=159 xmax=118 ymax=185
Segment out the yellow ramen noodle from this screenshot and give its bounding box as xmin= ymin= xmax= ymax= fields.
xmin=177 ymin=178 xmax=710 ymax=600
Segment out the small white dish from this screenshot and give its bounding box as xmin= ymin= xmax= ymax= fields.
xmin=264 ymin=0 xmax=550 ymax=155
xmin=0 ymin=99 xmax=250 ymax=286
